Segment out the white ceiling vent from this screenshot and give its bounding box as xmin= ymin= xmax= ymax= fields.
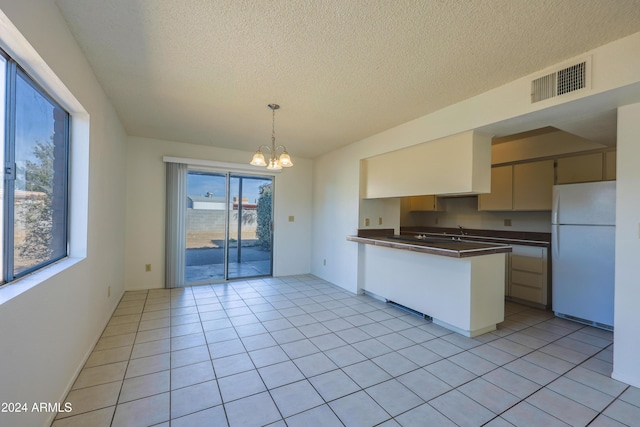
xmin=531 ymin=58 xmax=591 ymax=103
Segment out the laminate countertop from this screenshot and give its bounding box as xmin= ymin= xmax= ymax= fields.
xmin=400 ymin=227 xmax=551 ymax=247
xmin=347 ymin=234 xmax=512 ymax=258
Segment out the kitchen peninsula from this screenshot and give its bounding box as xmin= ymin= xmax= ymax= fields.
xmin=348 ymin=230 xmax=511 ymax=337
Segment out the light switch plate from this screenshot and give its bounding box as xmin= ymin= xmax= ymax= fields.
xmin=288 ymin=215 xmax=294 ymax=222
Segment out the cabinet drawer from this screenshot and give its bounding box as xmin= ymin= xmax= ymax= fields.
xmin=511 ymin=255 xmax=543 ymax=273
xmin=507 ymin=244 xmax=548 ymax=307
xmin=511 ymin=270 xmax=543 ymax=289
xmin=511 ymin=245 xmax=544 ymax=258
xmin=511 ymin=283 xmax=543 ymax=303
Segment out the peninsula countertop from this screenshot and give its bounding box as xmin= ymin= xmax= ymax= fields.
xmin=347 ymin=234 xmax=512 ymax=258
xmin=400 ymin=226 xmax=551 ymax=248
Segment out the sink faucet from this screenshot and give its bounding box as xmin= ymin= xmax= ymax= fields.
xmin=458 ymin=225 xmax=466 ymax=236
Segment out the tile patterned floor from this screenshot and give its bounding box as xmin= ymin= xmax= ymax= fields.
xmin=52 ymin=275 xmax=640 ymax=427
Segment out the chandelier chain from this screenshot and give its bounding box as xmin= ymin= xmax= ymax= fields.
xmin=272 ymin=106 xmax=276 ymax=149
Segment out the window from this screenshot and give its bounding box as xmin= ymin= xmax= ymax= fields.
xmin=1 ymin=51 xmax=70 ymax=284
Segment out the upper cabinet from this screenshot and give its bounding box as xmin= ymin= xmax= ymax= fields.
xmin=513 ymin=160 xmax=555 ymax=211
xmin=478 ymin=165 xmax=513 ymax=211
xmin=556 ymin=150 xmax=617 ymax=184
xmin=604 ymin=150 xmax=617 ymax=181
xmin=480 ymin=149 xmax=616 ymax=212
xmin=362 ymin=131 xmax=492 ymax=199
xmin=556 ymin=153 xmax=603 ymax=184
xmin=479 ymin=160 xmax=554 ymax=211
xmin=408 ymin=195 xmax=442 ymax=211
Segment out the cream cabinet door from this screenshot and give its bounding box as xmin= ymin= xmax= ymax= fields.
xmin=478 ymin=165 xmax=513 ymax=211
xmin=513 ymin=160 xmax=554 ymax=211
xmin=556 ymin=153 xmax=603 ymax=184
xmin=408 ymin=195 xmax=441 ymax=211
xmin=604 ymin=150 xmax=616 ymax=181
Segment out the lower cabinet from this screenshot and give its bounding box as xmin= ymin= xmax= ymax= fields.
xmin=506 ymin=244 xmax=549 ymax=308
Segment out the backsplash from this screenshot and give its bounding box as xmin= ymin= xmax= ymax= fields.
xmin=401 ymin=196 xmax=552 ymax=233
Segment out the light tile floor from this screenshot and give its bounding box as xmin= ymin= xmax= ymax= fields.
xmin=52 ymin=275 xmax=640 ymax=427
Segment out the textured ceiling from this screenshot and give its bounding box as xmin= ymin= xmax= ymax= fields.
xmin=54 ymin=0 xmax=640 ymax=158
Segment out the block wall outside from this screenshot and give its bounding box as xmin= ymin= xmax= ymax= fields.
xmin=186 ymin=208 xmax=258 ymax=247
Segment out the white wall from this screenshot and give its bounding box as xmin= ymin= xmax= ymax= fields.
xmin=358 ymin=198 xmax=401 ymax=233
xmin=0 ymin=2 xmax=128 ymax=426
xmin=612 ymin=102 xmax=640 ymax=388
xmin=312 ymin=143 xmax=362 ymax=292
xmin=125 ymin=137 xmax=312 ymax=290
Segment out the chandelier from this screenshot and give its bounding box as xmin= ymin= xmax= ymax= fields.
xmin=250 ymin=104 xmax=293 ymax=170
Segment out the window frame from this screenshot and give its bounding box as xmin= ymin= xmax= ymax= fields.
xmin=1 ymin=49 xmax=71 ymax=285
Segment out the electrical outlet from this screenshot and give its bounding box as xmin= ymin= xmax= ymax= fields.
xmin=504 ymin=219 xmax=512 ymax=226
xmin=378 ymin=217 xmax=382 ymax=225
xmin=288 ymin=215 xmax=295 ymax=222
xmin=145 ymin=264 xmax=151 ymax=272
xmin=365 ymin=218 xmax=370 ymax=226
xmin=435 ymin=218 xmax=439 ymax=225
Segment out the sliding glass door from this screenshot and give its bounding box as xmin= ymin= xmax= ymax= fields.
xmin=185 ymin=172 xmax=227 ymax=283
xmin=227 ymin=176 xmax=273 ymax=279
xmin=185 ymin=171 xmax=273 ymax=283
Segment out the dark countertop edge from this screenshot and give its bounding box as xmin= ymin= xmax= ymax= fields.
xmin=347 ymin=235 xmax=512 ymax=258
xmin=400 ymin=227 xmax=551 ymax=247
xmin=357 ymin=228 xmax=395 ymax=238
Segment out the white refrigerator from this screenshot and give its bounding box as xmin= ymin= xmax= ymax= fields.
xmin=552 ymin=181 xmax=615 ymax=329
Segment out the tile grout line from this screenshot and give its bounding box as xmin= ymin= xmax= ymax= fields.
xmin=248 ymin=278 xmax=385 ymax=423
xmin=467 ymin=317 xmax=617 ymax=426
xmin=57 ymin=277 xmax=630 ymax=427
xmin=365 ymin=305 xmax=612 ymax=425
xmin=110 ymin=289 xmax=148 ymax=427
xmin=196 ymin=283 xmax=233 ymax=427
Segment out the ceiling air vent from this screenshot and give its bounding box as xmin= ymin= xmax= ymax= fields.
xmin=531 ymin=59 xmax=589 ymax=103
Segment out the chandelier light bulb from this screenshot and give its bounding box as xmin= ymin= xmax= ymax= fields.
xmin=249 ymin=104 xmax=294 ymax=170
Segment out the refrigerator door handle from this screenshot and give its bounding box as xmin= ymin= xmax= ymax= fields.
xmin=552 ymin=190 xmax=560 ymax=225
xmin=553 ymin=224 xmax=559 ymax=256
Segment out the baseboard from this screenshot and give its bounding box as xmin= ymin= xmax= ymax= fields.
xmin=46 ymin=290 xmax=125 ymax=426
